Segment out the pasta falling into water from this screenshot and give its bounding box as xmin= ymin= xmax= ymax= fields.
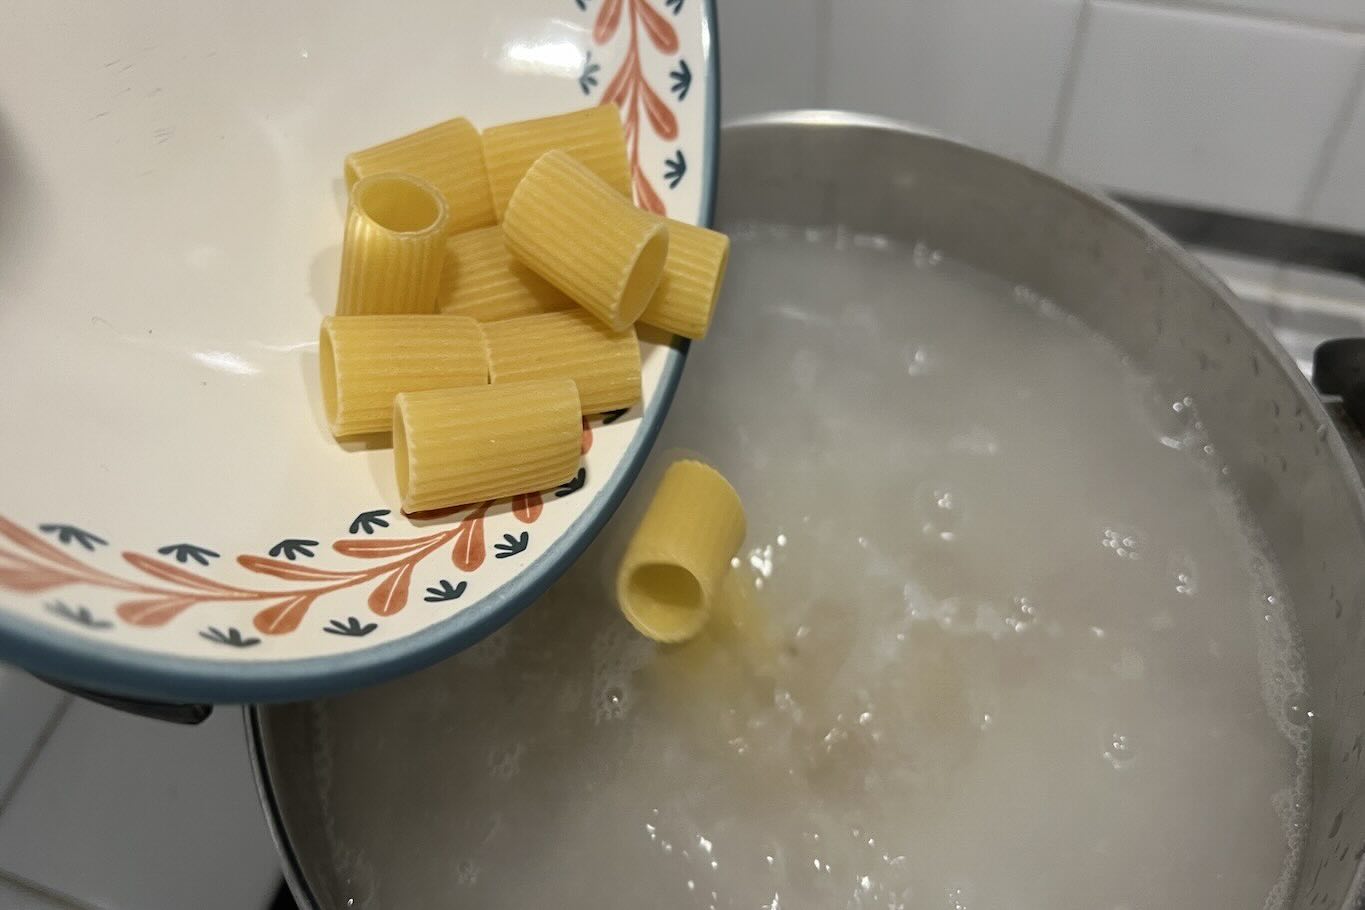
xmin=437 ymin=225 xmax=574 ymax=322
xmin=481 ymin=104 xmax=631 ymax=219
xmin=336 ymin=173 xmax=449 ymax=316
xmin=320 ymin=315 xmax=488 ymax=438
xmin=482 ymin=309 xmax=641 ymax=415
xmin=344 ymin=117 xmax=496 ymax=235
xmin=503 ymin=151 xmax=669 ymax=331
xmin=393 ymin=380 xmax=582 ymax=514
xmin=615 ymin=460 xmax=747 ymax=643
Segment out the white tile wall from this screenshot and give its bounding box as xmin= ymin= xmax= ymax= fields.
xmin=827 ymin=0 xmax=1084 ymax=165
xmin=1308 ymin=68 xmax=1365 ymax=232
xmin=718 ymin=0 xmax=827 ymax=118
xmin=1162 ymin=0 xmax=1365 ymax=29
xmin=1056 ymin=1 xmax=1365 ymax=219
xmin=0 ymin=703 xmax=280 ymax=910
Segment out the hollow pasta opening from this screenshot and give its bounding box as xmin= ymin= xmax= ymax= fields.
xmin=354 ymin=174 xmax=446 ymax=235
xmin=617 ymin=227 xmax=670 ymax=328
xmin=622 ymin=562 xmax=707 ymax=641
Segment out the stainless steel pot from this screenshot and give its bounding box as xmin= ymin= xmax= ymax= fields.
xmin=249 ymin=111 xmax=1365 ymax=910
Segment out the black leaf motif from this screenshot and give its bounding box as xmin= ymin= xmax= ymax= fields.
xmin=424 ymin=579 xmax=469 ymax=603
xmin=348 ymin=509 xmax=391 ymax=535
xmin=156 ymin=543 xmax=220 ymax=566
xmin=268 ymin=539 xmax=319 ymax=560
xmin=199 ymin=626 xmax=260 ymax=648
xmin=601 ymin=407 xmax=629 ymax=425
xmin=38 ymin=524 xmax=107 ymax=551
xmin=556 ymin=467 xmax=587 ymax=497
xmin=579 ymin=50 xmax=601 ymax=95
xmin=325 ymin=617 xmax=378 ymax=637
xmin=494 ymin=532 xmax=529 ymax=559
xmin=666 ymin=0 xmax=683 ymax=13
xmin=45 ymin=600 xmax=112 ymax=629
xmin=664 ymin=149 xmax=687 ymax=190
xmin=575 ymin=0 xmax=589 ymax=8
xmin=669 ymin=58 xmax=692 ymax=101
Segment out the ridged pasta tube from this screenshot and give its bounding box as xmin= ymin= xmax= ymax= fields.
xmin=503 ymin=151 xmax=668 ymax=331
xmin=336 ymin=173 xmax=449 ymax=316
xmin=437 ymin=225 xmax=573 ymax=322
xmin=482 ymin=104 xmax=630 ymax=219
xmin=616 ymin=460 xmax=747 ymax=643
xmin=393 ymin=380 xmax=581 ymax=513
xmin=639 ymin=219 xmax=731 ymax=339
xmin=482 ymin=309 xmax=641 ymax=414
xmin=319 ymin=315 xmax=487 ymax=437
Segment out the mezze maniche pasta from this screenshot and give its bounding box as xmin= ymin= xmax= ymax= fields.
xmin=482 ymin=309 xmax=641 ymax=415
xmin=437 ymin=225 xmax=574 ymax=322
xmin=336 ymin=173 xmax=449 ymax=316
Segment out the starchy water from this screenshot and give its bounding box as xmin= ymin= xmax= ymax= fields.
xmin=310 ymin=225 xmax=1310 ymax=909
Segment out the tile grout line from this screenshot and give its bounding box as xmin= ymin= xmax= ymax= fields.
xmin=0 ymin=693 xmax=72 ymax=815
xmin=0 ymin=869 xmax=102 ymax=910
xmin=1043 ymin=0 xmax=1094 ymax=172
xmin=1117 ymin=0 xmax=1365 ymax=35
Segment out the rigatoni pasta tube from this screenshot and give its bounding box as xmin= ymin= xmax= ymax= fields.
xmin=437 ymin=225 xmax=574 ymax=322
xmin=393 ymin=380 xmax=581 ymax=513
xmin=319 ymin=315 xmax=487 ymax=438
xmin=482 ymin=310 xmax=641 ymax=414
xmin=482 ymin=104 xmax=630 ymax=219
xmin=503 ymin=151 xmax=668 ymax=331
xmin=616 ymin=461 xmax=747 ymax=643
xmin=344 ymin=117 xmax=496 ymax=235
xmin=337 ymin=173 xmax=449 ymax=316
xmin=639 ymin=219 xmax=731 ymax=339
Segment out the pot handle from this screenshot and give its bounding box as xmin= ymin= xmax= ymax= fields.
xmin=1313 ymin=339 xmax=1365 ymax=428
xmin=33 ymin=674 xmax=213 ymax=725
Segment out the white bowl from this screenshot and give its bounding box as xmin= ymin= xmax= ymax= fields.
xmin=0 ymin=0 xmax=718 ymax=701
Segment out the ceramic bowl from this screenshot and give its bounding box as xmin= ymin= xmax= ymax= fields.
xmin=0 ymin=0 xmax=719 ymax=701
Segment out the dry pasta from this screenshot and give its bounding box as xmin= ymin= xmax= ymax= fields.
xmin=393 ymin=379 xmax=581 ymax=513
xmin=319 ymin=315 xmax=487 ymax=438
xmin=639 ymin=219 xmax=731 ymax=339
xmin=615 ymin=460 xmax=747 ymax=643
xmin=482 ymin=104 xmax=630 ymax=219
xmin=336 ymin=173 xmax=449 ymax=316
xmin=344 ymin=117 xmax=496 ymax=235
xmin=503 ymin=151 xmax=668 ymax=331
xmin=482 ymin=309 xmax=641 ymax=414
xmin=437 ymin=225 xmax=574 ymax=322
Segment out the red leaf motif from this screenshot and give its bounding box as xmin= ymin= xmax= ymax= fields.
xmin=451 ymin=504 xmax=490 ymax=572
xmin=512 ymin=493 xmax=544 ymax=524
xmin=601 ymin=58 xmax=635 ymax=108
xmin=594 ymin=0 xmax=625 ymax=43
xmin=634 ymin=169 xmax=666 ymax=214
xmin=334 ymin=535 xmax=443 ymax=559
xmin=0 ymin=564 xmax=72 ymax=593
xmin=368 ymin=563 xmax=413 ymax=617
xmin=581 ymin=417 xmax=594 ymax=455
xmin=237 ymin=555 xmax=354 ymax=582
xmin=123 ymin=552 xmax=251 ymax=595
xmin=117 ymin=596 xmax=199 ymax=627
xmin=636 ymin=0 xmax=679 ymax=53
xmin=0 ymin=516 xmax=90 ymax=573
xmin=640 ymin=80 xmax=678 ymax=140
xmin=253 ymin=593 xmax=317 ymax=635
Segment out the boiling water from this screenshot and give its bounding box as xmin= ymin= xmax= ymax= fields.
xmin=310 ymin=226 xmax=1310 ymax=909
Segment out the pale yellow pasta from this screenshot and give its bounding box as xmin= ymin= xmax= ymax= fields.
xmin=393 ymin=380 xmax=581 ymax=513
xmin=615 ymin=460 xmax=747 ymax=643
xmin=503 ymin=151 xmax=669 ymax=331
xmin=639 ymin=219 xmax=732 ymax=339
xmin=482 ymin=104 xmax=630 ymax=219
xmin=319 ymin=315 xmax=487 ymax=438
xmin=482 ymin=310 xmax=641 ymax=414
xmin=437 ymin=225 xmax=574 ymax=321
xmin=336 ymin=173 xmax=449 ymax=316
xmin=344 ymin=117 xmax=496 ymax=235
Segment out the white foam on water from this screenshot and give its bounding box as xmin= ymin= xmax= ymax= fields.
xmin=308 ymin=226 xmax=1311 ymax=909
